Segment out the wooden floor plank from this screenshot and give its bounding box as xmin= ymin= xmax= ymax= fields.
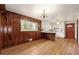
xmin=1 ymin=38 xmax=79 ymax=55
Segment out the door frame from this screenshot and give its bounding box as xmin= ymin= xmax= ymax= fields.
xmin=65 ymin=23 xmax=75 ymax=39
xmin=77 ymin=19 xmax=78 ymax=42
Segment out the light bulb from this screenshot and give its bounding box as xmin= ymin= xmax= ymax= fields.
xmin=57 ymin=22 xmax=59 ymax=24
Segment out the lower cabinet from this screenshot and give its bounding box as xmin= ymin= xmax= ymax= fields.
xmin=41 ymin=32 xmax=56 ymax=41
xmin=20 ymin=31 xmax=41 ymax=42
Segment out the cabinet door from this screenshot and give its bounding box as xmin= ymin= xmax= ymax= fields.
xmin=35 ymin=32 xmax=38 ymax=40
xmin=5 ymin=12 xmax=14 ymax=47
xmin=2 ymin=12 xmax=18 ymax=48
xmin=35 ymin=32 xmax=41 ymax=40
xmin=0 ymin=13 xmax=3 ymax=52
xmin=0 ymin=12 xmax=9 ymax=48
xmin=10 ymin=13 xmax=20 ymax=44
xmin=0 ymin=12 xmax=13 ymax=48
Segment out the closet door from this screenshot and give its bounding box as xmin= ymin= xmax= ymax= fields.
xmin=8 ymin=12 xmax=20 ymax=45
xmin=1 ymin=12 xmax=8 ymax=48
xmin=1 ymin=12 xmax=20 ymax=48
xmin=0 ymin=12 xmax=3 ymax=53
xmin=1 ymin=12 xmax=14 ymax=48
xmin=6 ymin=12 xmax=14 ymax=47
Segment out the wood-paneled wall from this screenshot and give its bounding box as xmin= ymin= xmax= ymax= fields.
xmin=0 ymin=4 xmax=5 ymax=54
xmin=0 ymin=14 xmax=1 ymax=54
xmin=0 ymin=10 xmax=41 ymax=49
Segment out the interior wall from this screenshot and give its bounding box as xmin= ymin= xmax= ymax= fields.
xmin=78 ymin=19 xmax=79 ymax=44
xmin=41 ymin=15 xmax=77 ymax=39
xmin=0 ymin=4 xmax=5 ymax=53
xmin=41 ymin=20 xmax=65 ymax=38
xmin=55 ymin=21 xmax=65 ymax=38
xmin=51 ymin=21 xmax=65 ymax=38
xmin=41 ymin=20 xmax=52 ymax=32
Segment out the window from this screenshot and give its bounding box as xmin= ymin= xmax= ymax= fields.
xmin=20 ymin=19 xmax=38 ymax=31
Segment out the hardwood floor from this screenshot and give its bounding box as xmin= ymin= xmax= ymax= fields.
xmin=1 ymin=38 xmax=79 ymax=55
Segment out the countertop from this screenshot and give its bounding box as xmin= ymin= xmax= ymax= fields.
xmin=41 ymin=31 xmax=56 ymax=33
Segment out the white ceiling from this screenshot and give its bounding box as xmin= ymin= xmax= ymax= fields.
xmin=5 ymin=4 xmax=79 ymax=22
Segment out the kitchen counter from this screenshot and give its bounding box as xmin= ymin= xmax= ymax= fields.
xmin=41 ymin=31 xmax=56 ymax=33
xmin=41 ymin=32 xmax=56 ymax=41
xmin=41 ymin=32 xmax=56 ymax=33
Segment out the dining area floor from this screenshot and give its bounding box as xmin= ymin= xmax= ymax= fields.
xmin=1 ymin=38 xmax=79 ymax=55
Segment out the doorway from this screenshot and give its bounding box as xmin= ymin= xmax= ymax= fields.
xmin=65 ymin=23 xmax=75 ymax=39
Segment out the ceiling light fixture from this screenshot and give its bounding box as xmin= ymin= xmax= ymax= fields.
xmin=56 ymin=21 xmax=59 ymax=25
xmin=40 ymin=10 xmax=48 ymax=18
